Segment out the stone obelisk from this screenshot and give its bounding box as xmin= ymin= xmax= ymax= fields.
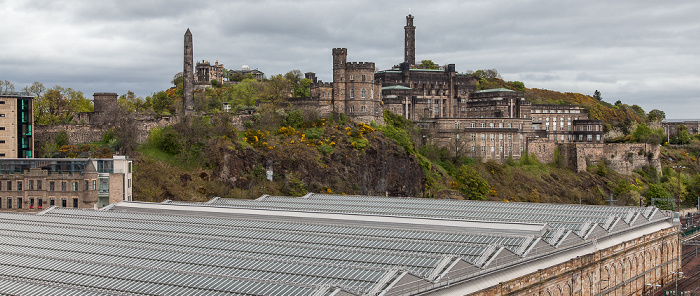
xmin=183 ymin=28 xmax=194 ymax=115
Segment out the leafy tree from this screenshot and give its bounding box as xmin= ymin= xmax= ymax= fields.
xmin=172 ymin=73 xmax=183 ymax=86
xmin=22 ymin=81 xmax=45 ymax=97
xmin=510 ymin=81 xmax=525 ymax=91
xmin=473 ymin=69 xmax=501 ymax=79
xmin=292 ymin=78 xmax=311 ymax=97
xmin=419 ymin=60 xmax=439 ymax=70
xmin=455 ymin=164 xmax=489 ymax=200
xmin=674 ymin=124 xmax=691 ymax=145
xmin=1 ymin=80 xmax=15 ymax=93
xmin=647 ymin=109 xmax=665 ymax=122
xmin=646 ymin=183 xmax=670 ymax=208
xmin=593 ymin=90 xmax=602 ymax=101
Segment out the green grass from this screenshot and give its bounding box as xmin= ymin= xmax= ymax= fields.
xmin=138 ymin=146 xmax=179 ymax=166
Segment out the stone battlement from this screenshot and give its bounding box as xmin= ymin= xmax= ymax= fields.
xmin=345 ymin=62 xmax=375 ymax=69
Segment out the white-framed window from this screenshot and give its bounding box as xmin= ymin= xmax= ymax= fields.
xmin=350 ymin=89 xmax=354 ymax=98
xmin=361 ymin=89 xmax=366 ymax=98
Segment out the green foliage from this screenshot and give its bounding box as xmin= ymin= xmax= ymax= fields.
xmin=419 ymin=60 xmax=439 ymax=70
xmin=33 ymin=86 xmax=92 ymax=125
xmin=283 ymin=109 xmax=305 ymax=128
xmin=55 ymin=130 xmax=69 ymax=147
xmin=352 ymin=138 xmax=369 ymax=150
xmin=646 ymin=183 xmax=670 ymax=208
xmin=510 ymin=81 xmax=525 ymax=91
xmin=379 ymin=111 xmax=418 ymax=154
xmin=316 ymin=144 xmax=334 ymax=155
xmin=552 ymin=146 xmax=563 ymax=168
xmin=147 ymin=126 xmax=181 ymax=155
xmin=305 ymin=127 xmax=323 ymax=140
xmin=282 ymin=172 xmax=308 ymax=196
xmin=630 ymin=123 xmax=665 ymax=145
xmin=595 ymin=160 xmax=608 ymax=176
xmin=455 ymin=164 xmax=489 ymax=200
xmin=593 ymin=90 xmax=602 ymax=101
xmin=647 ymin=109 xmax=666 ymax=122
xmin=293 ymin=78 xmax=311 ymax=97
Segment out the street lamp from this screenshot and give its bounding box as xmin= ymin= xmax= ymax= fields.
xmin=670 ymin=271 xmax=683 ymax=296
xmin=673 ymin=165 xmax=686 ymax=211
xmin=646 ymin=283 xmax=661 ymax=295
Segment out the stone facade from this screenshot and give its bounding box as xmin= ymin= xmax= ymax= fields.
xmin=469 ymin=226 xmax=680 ymax=296
xmin=526 ymin=139 xmax=662 ymax=174
xmin=0 ymin=156 xmax=132 ymax=211
xmin=663 ymin=120 xmax=700 ymax=138
xmin=195 ymin=60 xmax=225 ymax=84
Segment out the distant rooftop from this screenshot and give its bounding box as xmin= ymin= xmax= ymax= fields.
xmin=382 ymin=85 xmax=412 ymax=90
xmin=476 ymin=88 xmax=515 ymax=93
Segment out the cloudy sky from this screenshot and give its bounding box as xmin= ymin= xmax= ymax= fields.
xmin=2 ymin=0 xmax=699 ymax=119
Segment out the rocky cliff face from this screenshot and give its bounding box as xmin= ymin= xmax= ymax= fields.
xmin=212 ymin=128 xmax=425 ymax=197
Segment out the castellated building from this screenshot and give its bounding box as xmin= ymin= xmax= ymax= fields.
xmin=305 ymin=14 xmax=622 ymax=168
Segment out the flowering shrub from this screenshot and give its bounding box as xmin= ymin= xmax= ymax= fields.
xmin=277 ymin=126 xmax=296 ymax=137
xmin=245 ymin=130 xmax=269 ymax=148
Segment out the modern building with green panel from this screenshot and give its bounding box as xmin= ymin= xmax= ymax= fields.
xmin=0 ymin=93 xmax=33 ymax=158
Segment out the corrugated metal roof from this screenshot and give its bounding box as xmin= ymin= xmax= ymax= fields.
xmin=0 ymin=194 xmax=671 ymax=296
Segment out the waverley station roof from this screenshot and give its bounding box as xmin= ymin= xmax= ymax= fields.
xmin=0 ymin=193 xmax=673 ymax=295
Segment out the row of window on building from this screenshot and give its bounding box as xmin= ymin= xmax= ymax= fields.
xmin=0 ymin=197 xmax=79 ymax=209
xmin=349 ymin=88 xmax=372 ymax=99
xmin=458 ymin=122 xmax=524 ymax=129
xmin=471 ymin=145 xmax=524 ymax=154
xmin=471 ymin=133 xmax=523 ymax=142
xmin=532 ymin=109 xmax=581 ymax=114
xmin=0 ymin=180 xmax=97 ymax=191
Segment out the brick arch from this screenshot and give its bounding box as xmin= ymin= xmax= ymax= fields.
xmin=601 ymin=265 xmax=611 ymax=290
xmin=619 ymin=260 xmax=625 ymax=282
xmin=554 ymin=284 xmax=563 ymax=296
xmin=563 ymin=282 xmax=573 ymax=296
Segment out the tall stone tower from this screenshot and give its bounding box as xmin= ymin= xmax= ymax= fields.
xmin=404 ymin=14 xmax=416 ymax=66
xmin=332 ymin=48 xmax=348 ymax=113
xmin=183 ymin=29 xmax=194 ymax=115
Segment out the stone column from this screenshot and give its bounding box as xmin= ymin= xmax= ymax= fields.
xmin=404 ymin=14 xmax=416 ymax=66
xmin=183 ymin=29 xmax=194 ymax=115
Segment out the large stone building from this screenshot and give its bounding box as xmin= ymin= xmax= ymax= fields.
xmin=0 ymin=156 xmax=133 ymax=210
xmin=195 ymin=60 xmax=225 ymax=84
xmin=302 ymin=14 xmax=622 ymax=166
xmin=0 ymin=194 xmax=681 ymax=295
xmin=0 ymin=93 xmax=33 ymax=158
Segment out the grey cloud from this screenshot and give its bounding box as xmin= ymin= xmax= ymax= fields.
xmin=2 ymin=0 xmax=700 ymax=118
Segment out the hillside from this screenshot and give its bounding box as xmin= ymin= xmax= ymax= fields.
xmin=131 ymin=108 xmax=700 ymax=209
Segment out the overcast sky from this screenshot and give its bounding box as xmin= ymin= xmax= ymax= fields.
xmin=2 ymin=0 xmax=699 ymax=119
